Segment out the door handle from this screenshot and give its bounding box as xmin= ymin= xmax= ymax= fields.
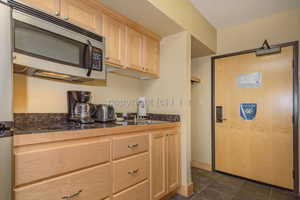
xmin=216 ymin=106 xmax=227 ymax=123
xmin=86 ymin=40 xmax=93 ymax=77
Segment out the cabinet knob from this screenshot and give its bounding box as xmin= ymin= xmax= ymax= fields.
xmin=64 ymin=16 xmax=69 ymax=20
xmin=128 ymin=144 xmax=139 ymax=149
xmin=55 ymin=11 xmax=60 ymax=16
xmin=62 ymin=190 xmax=82 ymax=199
xmin=128 ymin=168 xmax=139 ymax=175
xmin=105 ymin=57 xmax=110 ymax=60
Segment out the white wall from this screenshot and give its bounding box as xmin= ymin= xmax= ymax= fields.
xmin=191 ymin=7 xmax=300 ymax=176
xmin=142 ymin=31 xmax=192 ymax=185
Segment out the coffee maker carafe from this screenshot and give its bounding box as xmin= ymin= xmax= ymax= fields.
xmin=67 ymin=91 xmax=95 ymax=124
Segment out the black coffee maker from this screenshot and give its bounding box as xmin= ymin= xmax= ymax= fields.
xmin=67 ymin=91 xmax=95 ymax=124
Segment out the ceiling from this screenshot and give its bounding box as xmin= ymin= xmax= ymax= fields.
xmin=100 ymin=0 xmax=183 ymax=37
xmin=189 ymin=0 xmax=300 ymax=29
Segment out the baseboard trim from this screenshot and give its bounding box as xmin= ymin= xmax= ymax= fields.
xmin=177 ymin=183 xmax=194 ymax=197
xmin=191 ymin=160 xmax=212 ymax=171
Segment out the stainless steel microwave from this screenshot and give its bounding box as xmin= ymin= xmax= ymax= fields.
xmin=9 ymin=0 xmax=106 ymax=82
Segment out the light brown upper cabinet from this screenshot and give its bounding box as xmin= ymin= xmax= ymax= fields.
xmin=18 ymin=0 xmax=161 ymax=78
xmin=18 ymin=0 xmax=60 ymax=16
xmin=102 ymin=14 xmax=126 ymax=67
xmin=60 ymin=0 xmax=102 ymax=34
xmin=142 ymin=35 xmax=160 ymax=77
xmin=125 ymin=26 xmax=143 ymax=71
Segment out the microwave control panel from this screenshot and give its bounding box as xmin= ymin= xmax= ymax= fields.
xmin=92 ymin=49 xmax=103 ymax=71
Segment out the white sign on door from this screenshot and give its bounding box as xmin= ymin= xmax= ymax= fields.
xmin=237 ymin=72 xmax=262 ymax=88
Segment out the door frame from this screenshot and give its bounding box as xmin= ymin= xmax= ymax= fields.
xmin=211 ymin=41 xmax=299 ymax=193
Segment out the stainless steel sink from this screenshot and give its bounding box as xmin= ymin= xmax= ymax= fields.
xmin=114 ymin=120 xmax=167 ymax=125
xmin=130 ymin=119 xmax=166 ymax=124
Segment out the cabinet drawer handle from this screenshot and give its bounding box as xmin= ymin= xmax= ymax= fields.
xmin=128 ymin=169 xmax=139 ymax=175
xmin=62 ymin=190 xmax=82 ymax=199
xmin=128 ymin=144 xmax=139 ymax=149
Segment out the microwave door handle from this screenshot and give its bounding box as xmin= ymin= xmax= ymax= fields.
xmin=86 ymin=40 xmax=93 ymax=77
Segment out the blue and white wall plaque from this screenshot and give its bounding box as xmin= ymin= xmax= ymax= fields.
xmin=240 ymin=103 xmax=257 ymax=120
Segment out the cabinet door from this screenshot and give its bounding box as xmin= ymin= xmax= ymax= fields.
xmin=150 ymin=132 xmax=167 ymax=200
xmin=60 ymin=0 xmax=102 ymax=34
xmin=142 ymin=35 xmax=160 ymax=76
xmin=18 ymin=0 xmax=60 ymax=16
xmin=103 ymin=14 xmax=125 ymax=67
xmin=125 ymin=26 xmax=143 ymax=71
xmin=166 ymin=129 xmax=180 ymax=192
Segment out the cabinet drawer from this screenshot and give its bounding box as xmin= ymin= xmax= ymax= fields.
xmin=15 ymin=137 xmax=111 ymax=186
xmin=113 ymin=133 xmax=149 ymax=160
xmin=113 ymin=153 xmax=149 ymax=193
xmin=15 ymin=164 xmax=112 ymax=200
xmin=113 ymin=180 xmax=149 ymax=200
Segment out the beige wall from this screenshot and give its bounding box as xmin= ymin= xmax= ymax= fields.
xmin=14 ymin=73 xmax=143 ymax=113
xmin=147 ymin=0 xmax=217 ymax=54
xmin=0 ymin=137 xmax=12 ymax=200
xmin=191 ymin=7 xmax=300 ymax=171
xmin=191 ymin=56 xmax=211 ymax=165
xmin=142 ymin=31 xmax=192 ymax=185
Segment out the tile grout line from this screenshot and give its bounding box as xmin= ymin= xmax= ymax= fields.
xmin=199 ymin=173 xmax=245 ymax=200
xmin=198 ymin=180 xmax=214 ymax=193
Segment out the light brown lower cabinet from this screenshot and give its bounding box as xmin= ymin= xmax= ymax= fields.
xmin=150 ymin=129 xmax=180 ymax=200
xmin=166 ymin=129 xmax=180 ymax=192
xmin=14 ymin=137 xmax=111 ymax=186
xmin=112 ymin=133 xmax=149 ymax=160
xmin=13 ymin=125 xmax=180 ymax=200
xmin=113 ymin=153 xmax=149 ymax=193
xmin=14 ymin=164 xmax=112 ymax=200
xmin=150 ymin=131 xmax=167 ymax=200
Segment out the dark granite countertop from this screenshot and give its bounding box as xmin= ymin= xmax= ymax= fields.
xmin=13 ymin=113 xmax=181 ymax=135
xmin=0 ymin=121 xmax=14 ymax=138
xmin=14 ymin=120 xmax=178 ymax=135
xmin=0 ymin=131 xmax=13 ymax=138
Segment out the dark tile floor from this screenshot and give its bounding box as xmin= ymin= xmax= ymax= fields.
xmin=171 ymin=168 xmax=298 ymax=200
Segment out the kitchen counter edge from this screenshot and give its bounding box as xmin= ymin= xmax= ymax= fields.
xmin=13 ymin=122 xmax=181 ymax=147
